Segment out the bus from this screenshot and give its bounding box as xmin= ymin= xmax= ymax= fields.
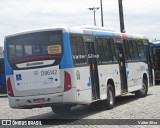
xmin=149 ymin=40 xmax=160 ymax=84
xmin=0 ymin=57 xmax=7 ymax=93
xmin=4 ymin=25 xmax=149 ymax=113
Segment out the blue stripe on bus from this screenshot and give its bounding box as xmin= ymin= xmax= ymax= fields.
xmin=127 ymin=34 xmax=133 ymax=39
xmin=4 ymin=38 xmax=13 ymax=75
xmin=154 ymin=44 xmax=160 ymax=46
xmin=60 ymin=32 xmax=74 ymax=69
xmin=92 ymin=31 xmax=113 ymax=37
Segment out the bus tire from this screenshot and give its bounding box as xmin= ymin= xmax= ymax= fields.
xmin=135 ymin=79 xmax=148 ymax=98
xmin=51 ymin=105 xmax=71 ymax=114
xmin=105 ymin=84 xmax=115 ymax=109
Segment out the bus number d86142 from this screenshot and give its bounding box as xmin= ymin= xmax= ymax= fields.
xmin=41 ymin=70 xmax=57 ymax=76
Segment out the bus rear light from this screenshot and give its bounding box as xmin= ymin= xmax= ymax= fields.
xmin=7 ymin=78 xmax=14 ymax=97
xmin=64 ymin=71 xmax=72 ymax=92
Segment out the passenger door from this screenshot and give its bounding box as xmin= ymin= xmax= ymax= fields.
xmin=84 ymin=36 xmax=100 ymax=100
xmin=116 ymin=42 xmax=128 ymax=94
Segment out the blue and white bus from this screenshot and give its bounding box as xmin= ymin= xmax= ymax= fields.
xmin=4 ymin=25 xmax=149 ymax=113
xmin=149 ymin=40 xmax=160 ymax=84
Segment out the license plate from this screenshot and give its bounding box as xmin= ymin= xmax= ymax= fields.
xmin=33 ymin=98 xmax=45 ymax=103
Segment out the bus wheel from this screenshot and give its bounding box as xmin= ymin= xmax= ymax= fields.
xmin=51 ymin=105 xmax=71 ymax=114
xmin=135 ymin=79 xmax=148 ymax=98
xmin=105 ymin=84 xmax=115 ymax=109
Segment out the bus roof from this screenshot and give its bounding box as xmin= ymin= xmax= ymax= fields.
xmin=69 ymin=25 xmax=148 ymax=40
xmin=5 ymin=27 xmax=69 ymax=39
xmin=152 ymin=40 xmax=160 ymax=44
xmin=5 ymin=25 xmax=148 ymax=41
xmin=150 ymin=40 xmax=160 ymax=46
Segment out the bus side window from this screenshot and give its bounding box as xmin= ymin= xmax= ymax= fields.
xmin=128 ymin=40 xmax=135 ymax=60
xmin=76 ymin=37 xmax=86 ymax=64
xmin=137 ymin=41 xmax=145 ymax=60
xmin=96 ymin=38 xmax=104 ymax=63
xmin=123 ymin=40 xmax=131 ymax=61
xmin=110 ymin=39 xmax=117 ymax=61
xmin=132 ymin=40 xmax=139 ymax=60
xmin=70 ymin=36 xmax=87 ymax=65
xmin=96 ymin=38 xmax=112 ymax=63
xmin=143 ymin=40 xmax=148 ymax=60
xmin=70 ymin=36 xmax=79 ymax=64
xmin=102 ymin=38 xmax=112 ymax=62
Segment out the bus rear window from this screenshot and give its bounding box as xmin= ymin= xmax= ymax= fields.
xmin=6 ymin=30 xmax=63 ymax=69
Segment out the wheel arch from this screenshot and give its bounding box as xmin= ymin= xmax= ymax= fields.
xmin=143 ymin=73 xmax=148 ymax=86
xmin=107 ymin=78 xmax=115 ymax=96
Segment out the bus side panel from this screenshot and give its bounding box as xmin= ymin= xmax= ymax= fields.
xmin=98 ymin=64 xmax=121 ymax=99
xmin=74 ymin=67 xmax=92 ymax=104
xmin=126 ymin=63 xmax=139 ymax=91
xmin=127 ymin=62 xmax=148 ymax=92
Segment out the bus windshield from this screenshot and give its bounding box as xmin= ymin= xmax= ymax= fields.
xmin=6 ymin=30 xmax=63 ymax=69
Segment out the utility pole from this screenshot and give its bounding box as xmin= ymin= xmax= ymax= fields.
xmin=118 ymin=0 xmax=125 ymax=33
xmin=100 ymin=0 xmax=104 ymax=27
xmin=88 ymin=7 xmax=100 ymax=26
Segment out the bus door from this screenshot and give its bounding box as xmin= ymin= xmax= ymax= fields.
xmin=85 ymin=39 xmax=100 ymax=100
xmin=116 ymin=42 xmax=128 ymax=94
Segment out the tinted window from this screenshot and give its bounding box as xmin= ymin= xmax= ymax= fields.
xmin=110 ymin=39 xmax=117 ymax=61
xmin=6 ymin=30 xmax=63 ymax=69
xmin=77 ymin=37 xmax=86 ymax=63
xmin=123 ymin=40 xmax=131 ymax=61
xmin=96 ymin=38 xmax=112 ymax=63
xmin=41 ymin=45 xmax=48 ymax=54
xmin=32 ymin=45 xmax=40 ymax=55
xmin=103 ymin=38 xmax=112 ymax=62
xmin=137 ymin=41 xmax=145 ymax=60
xmin=8 ymin=45 xmax=16 ymax=61
xmin=132 ymin=40 xmax=139 ymax=60
xmin=128 ymin=40 xmax=134 ymax=60
xmin=7 ymin=30 xmax=62 ymax=63
xmin=70 ymin=36 xmax=87 ymax=65
xmin=24 ymin=45 xmax=32 ymax=56
xmin=16 ymin=45 xmax=23 ymax=58
xmin=96 ymin=38 xmax=104 ymax=63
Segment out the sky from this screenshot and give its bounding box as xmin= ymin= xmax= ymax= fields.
xmin=0 ymin=0 xmax=160 ymax=47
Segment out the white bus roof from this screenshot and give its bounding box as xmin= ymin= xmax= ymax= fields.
xmin=152 ymin=40 xmax=160 ymax=44
xmin=5 ymin=25 xmax=148 ymax=40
